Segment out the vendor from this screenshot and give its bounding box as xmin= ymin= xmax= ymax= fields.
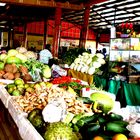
xmin=39 ymin=44 xmax=53 ymax=64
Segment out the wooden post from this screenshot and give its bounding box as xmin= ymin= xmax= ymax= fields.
xmin=79 ymin=6 xmax=90 ymax=48
xmin=23 ymin=23 xmax=28 ymax=48
xmin=7 ymin=26 xmax=11 ymax=49
xmin=52 ymin=7 xmax=62 ymax=57
xmin=43 ymin=18 xmax=48 ymax=49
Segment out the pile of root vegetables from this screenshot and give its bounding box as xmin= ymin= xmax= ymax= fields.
xmin=0 ymin=63 xmax=32 ymax=81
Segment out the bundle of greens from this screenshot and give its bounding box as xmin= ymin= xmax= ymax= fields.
xmin=62 ymin=48 xmax=89 ymax=66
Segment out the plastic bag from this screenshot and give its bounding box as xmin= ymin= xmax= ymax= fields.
xmin=51 ymin=64 xmax=67 ymax=77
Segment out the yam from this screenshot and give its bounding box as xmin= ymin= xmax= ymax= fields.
xmin=3 ymin=72 xmax=15 ymax=80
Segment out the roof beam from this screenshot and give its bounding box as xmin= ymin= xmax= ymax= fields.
xmin=0 ymin=0 xmax=84 ymax=10
xmin=85 ymin=0 xmax=108 ymax=7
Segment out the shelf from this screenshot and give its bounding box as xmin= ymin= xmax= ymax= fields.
xmin=109 ymin=38 xmax=140 ymax=83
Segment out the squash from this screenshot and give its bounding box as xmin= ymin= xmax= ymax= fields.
xmin=90 ymin=92 xmax=114 ymax=113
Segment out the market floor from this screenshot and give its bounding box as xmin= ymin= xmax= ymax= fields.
xmin=0 ymin=100 xmax=22 ymax=140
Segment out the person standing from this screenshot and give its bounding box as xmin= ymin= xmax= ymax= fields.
xmin=39 ymin=44 xmax=53 ymax=64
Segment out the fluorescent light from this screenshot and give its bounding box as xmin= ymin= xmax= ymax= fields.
xmin=0 ymin=3 xmax=6 ymax=6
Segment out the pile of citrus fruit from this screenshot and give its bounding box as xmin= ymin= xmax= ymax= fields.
xmin=93 ymin=133 xmax=128 ymax=140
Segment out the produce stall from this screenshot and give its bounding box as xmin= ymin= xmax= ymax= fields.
xmin=0 ymin=48 xmax=140 ymax=140
xmin=0 ymin=79 xmax=140 ymax=140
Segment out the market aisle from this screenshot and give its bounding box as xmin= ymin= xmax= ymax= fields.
xmin=0 ymin=100 xmax=22 ymax=140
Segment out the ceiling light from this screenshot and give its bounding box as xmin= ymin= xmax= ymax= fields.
xmin=0 ymin=3 xmax=6 ymax=6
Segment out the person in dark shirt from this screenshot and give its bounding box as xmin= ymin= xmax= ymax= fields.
xmin=102 ymin=48 xmax=107 ymax=59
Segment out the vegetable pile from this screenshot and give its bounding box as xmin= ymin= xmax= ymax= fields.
xmin=51 ymin=76 xmax=87 ymax=95
xmin=23 ymin=59 xmax=51 ymax=81
xmin=0 ymin=48 xmax=51 ymax=82
xmin=5 ymin=76 xmax=132 ymax=140
xmin=70 ymin=52 xmax=106 ymax=75
xmin=62 ymin=47 xmax=89 ymax=65
xmin=0 ymin=62 xmax=32 ymax=81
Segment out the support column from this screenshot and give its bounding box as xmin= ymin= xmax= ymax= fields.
xmin=43 ymin=18 xmax=48 ymax=49
xmin=79 ymin=6 xmax=90 ymax=48
xmin=23 ymin=23 xmax=28 ymax=48
xmin=7 ymin=26 xmax=12 ymax=49
xmin=52 ymin=7 xmax=62 ymax=57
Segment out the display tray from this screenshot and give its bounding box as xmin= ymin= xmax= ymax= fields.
xmin=0 ymin=79 xmax=14 ymax=85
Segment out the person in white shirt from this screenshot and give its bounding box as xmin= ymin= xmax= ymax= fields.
xmin=39 ymin=44 xmax=53 ymax=64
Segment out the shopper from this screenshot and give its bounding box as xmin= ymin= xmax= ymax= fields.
xmin=39 ymin=44 xmax=53 ymax=64
xmin=102 ymin=48 xmax=107 ymax=59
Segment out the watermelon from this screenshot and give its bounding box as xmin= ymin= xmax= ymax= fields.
xmin=90 ymin=92 xmax=114 ymax=113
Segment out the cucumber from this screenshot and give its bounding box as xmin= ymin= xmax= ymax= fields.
xmin=105 ymin=122 xmax=129 ymax=133
xmin=76 ymin=97 xmax=93 ymax=104
xmin=98 ymin=116 xmax=108 ymax=125
xmin=76 ymin=119 xmax=85 ymax=127
xmin=85 ymin=123 xmax=101 ymax=140
xmin=110 ymin=120 xmax=129 ymax=127
xmin=72 ymin=114 xmax=83 ymax=124
xmin=81 ymin=113 xmax=100 ymax=124
xmin=107 ymin=112 xmax=123 ymax=121
xmin=88 ymin=123 xmax=100 ymax=132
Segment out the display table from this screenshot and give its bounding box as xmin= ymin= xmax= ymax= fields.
xmin=67 ymin=70 xmax=140 ymax=106
xmin=0 ymin=86 xmax=44 ymax=140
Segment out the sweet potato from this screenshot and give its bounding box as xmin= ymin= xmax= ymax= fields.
xmin=3 ymin=72 xmax=15 ymax=80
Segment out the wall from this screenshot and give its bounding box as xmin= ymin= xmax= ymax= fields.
xmin=13 ymin=20 xmax=97 ymax=51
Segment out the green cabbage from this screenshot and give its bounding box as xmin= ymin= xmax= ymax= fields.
xmin=16 ymin=53 xmax=27 ymax=63
xmin=7 ymin=49 xmax=18 ymax=56
xmin=0 ymin=53 xmax=7 ymax=61
xmin=0 ymin=62 xmax=4 ymax=70
xmin=42 ymin=65 xmax=51 ymax=79
xmin=6 ymin=56 xmax=22 ymax=64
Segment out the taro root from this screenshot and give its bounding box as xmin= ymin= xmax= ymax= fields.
xmin=3 ymin=72 xmax=15 ymax=80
